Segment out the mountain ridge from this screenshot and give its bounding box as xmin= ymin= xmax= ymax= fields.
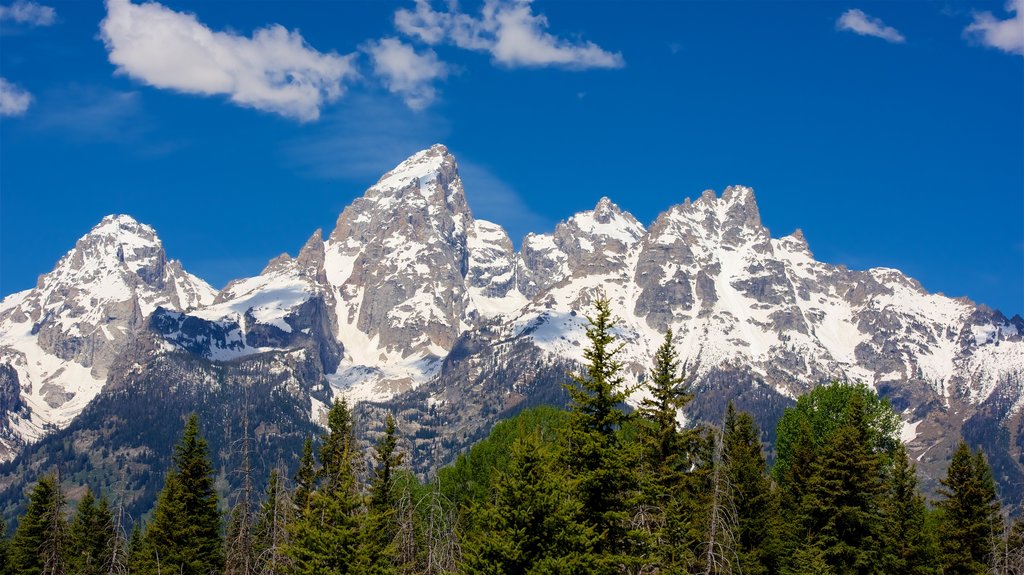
xmin=1 ymin=144 xmax=1022 ymax=513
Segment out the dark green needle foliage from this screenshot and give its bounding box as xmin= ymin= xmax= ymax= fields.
xmin=133 ymin=413 xmax=224 ymax=575
xmin=936 ymin=441 xmax=1002 ymax=575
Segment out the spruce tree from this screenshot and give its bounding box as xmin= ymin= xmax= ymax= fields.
xmin=134 ymin=414 xmax=224 ymax=575
xmin=562 ymin=297 xmax=636 ymax=572
xmin=793 ymin=393 xmax=885 ymax=574
xmin=68 ymin=488 xmax=115 ymax=575
xmin=293 ymin=436 xmax=316 ymax=513
xmin=723 ymin=403 xmax=779 ymax=575
xmin=10 ymin=473 xmax=67 ymax=575
xmin=639 ymin=329 xmax=691 ymax=468
xmin=880 ymin=445 xmax=937 ymax=575
xmin=637 ymin=329 xmax=694 ymax=573
xmin=462 ymin=435 xmax=596 ymax=574
xmin=0 ymin=517 xmax=10 ymax=575
xmin=287 ymin=399 xmax=363 ymax=575
xmin=936 ymin=441 xmax=1002 ymax=575
xmin=355 ymin=414 xmax=403 ymax=575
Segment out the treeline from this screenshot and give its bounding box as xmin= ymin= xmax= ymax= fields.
xmin=2 ymin=299 xmax=1023 ymax=574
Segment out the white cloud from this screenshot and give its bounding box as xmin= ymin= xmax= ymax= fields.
xmin=836 ymin=9 xmax=906 ymax=43
xmin=364 ymin=38 xmax=448 ymax=110
xmin=965 ymin=0 xmax=1024 ymax=56
xmin=0 ymin=1 xmax=55 ymax=26
xmin=395 ymin=0 xmax=624 ymax=69
xmin=0 ymin=77 xmax=32 ymax=116
xmin=99 ymin=0 xmax=357 ymax=121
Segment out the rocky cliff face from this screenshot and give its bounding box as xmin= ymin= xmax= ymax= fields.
xmin=1 ymin=145 xmax=1022 ymax=510
xmin=0 ymin=215 xmax=215 ymax=458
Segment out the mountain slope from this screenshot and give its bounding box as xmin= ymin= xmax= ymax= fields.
xmin=0 ymin=215 xmax=214 ymax=458
xmin=0 ymin=145 xmax=1021 ymax=516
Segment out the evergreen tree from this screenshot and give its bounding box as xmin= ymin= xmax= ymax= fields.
xmin=561 ymin=297 xmax=636 ymax=571
xmin=636 ymin=329 xmax=693 ymax=573
xmin=639 ymin=329 xmax=691 ymax=468
xmin=790 ymin=393 xmax=886 ymax=574
xmin=355 ymin=414 xmax=404 ymax=575
xmin=134 ymin=414 xmax=224 ymax=575
xmin=880 ymin=445 xmax=937 ymax=575
xmin=722 ymin=403 xmax=779 ymax=575
xmin=286 ymin=399 xmax=363 ymax=575
xmin=0 ymin=517 xmax=10 ymax=575
xmin=462 ymin=435 xmax=596 ymax=574
xmin=936 ymin=441 xmax=1002 ymax=575
xmin=68 ymin=488 xmax=115 ymax=575
xmin=10 ymin=473 xmax=67 ymax=575
xmin=293 ymin=436 xmax=316 ymax=513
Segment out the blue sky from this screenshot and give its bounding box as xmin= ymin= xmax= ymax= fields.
xmin=1 ymin=0 xmax=1022 ymax=315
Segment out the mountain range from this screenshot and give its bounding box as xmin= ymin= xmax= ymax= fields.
xmin=1 ymin=144 xmax=1022 ymax=516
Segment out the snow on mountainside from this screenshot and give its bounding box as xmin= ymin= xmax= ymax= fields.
xmin=1 ymin=145 xmax=1022 ymax=480
xmin=0 ymin=215 xmax=214 ymax=458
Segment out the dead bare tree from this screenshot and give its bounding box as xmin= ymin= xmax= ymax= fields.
xmin=104 ymin=469 xmax=130 ymax=575
xmin=254 ymin=462 xmax=293 ymax=575
xmin=990 ymin=515 xmax=1024 ymax=575
xmin=420 ymin=475 xmax=461 ymax=574
xmin=225 ymin=395 xmax=256 ymax=575
xmin=698 ymin=428 xmax=741 ymax=575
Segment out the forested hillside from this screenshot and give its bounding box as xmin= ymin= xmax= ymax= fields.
xmin=3 ymin=300 xmax=1022 ymax=574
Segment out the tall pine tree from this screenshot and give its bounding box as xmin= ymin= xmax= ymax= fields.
xmin=880 ymin=445 xmax=937 ymax=575
xmin=562 ymin=297 xmax=636 ymax=573
xmin=722 ymin=403 xmax=779 ymax=575
xmin=10 ymin=473 xmax=67 ymax=575
xmin=287 ymin=399 xmax=364 ymax=575
xmin=936 ymin=441 xmax=1002 ymax=575
xmin=68 ymin=488 xmax=116 ymax=575
xmin=134 ymin=414 xmax=224 ymax=575
xmin=355 ymin=413 xmax=404 ymax=575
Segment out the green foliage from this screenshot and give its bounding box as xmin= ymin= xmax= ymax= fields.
xmin=68 ymin=488 xmax=115 ymax=575
xmin=134 ymin=413 xmax=224 ymax=575
xmin=723 ymin=402 xmax=780 ymax=575
xmin=10 ymin=473 xmax=66 ymax=575
xmin=561 ymin=297 xmax=637 ymax=566
xmin=439 ymin=405 xmax=568 ymax=508
xmin=936 ymin=441 xmax=1002 ymax=575
xmin=0 ymin=517 xmax=10 ymax=575
xmin=880 ymin=446 xmax=938 ymax=575
xmin=286 ymin=399 xmax=363 ymax=575
xmin=774 ymin=381 xmax=901 ymax=484
xmin=462 ymin=433 xmax=596 ymax=575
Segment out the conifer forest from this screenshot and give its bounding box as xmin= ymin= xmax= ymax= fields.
xmin=2 ymin=300 xmax=1022 ymax=575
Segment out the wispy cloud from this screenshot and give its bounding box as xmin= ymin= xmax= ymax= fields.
xmin=363 ymin=38 xmax=448 ymax=110
xmin=0 ymin=0 xmax=55 ymax=26
xmin=282 ymin=95 xmax=549 ymax=243
xmin=0 ymin=77 xmax=32 ymax=116
xmin=457 ymin=160 xmax=551 ymax=244
xmin=32 ymin=85 xmax=145 ymax=141
xmin=965 ymin=0 xmax=1024 ymax=56
xmin=395 ymin=0 xmax=624 ymax=69
xmin=836 ymin=9 xmax=906 ymax=43
xmin=283 ymin=95 xmax=449 ymax=181
xmin=99 ymin=0 xmax=358 ymax=121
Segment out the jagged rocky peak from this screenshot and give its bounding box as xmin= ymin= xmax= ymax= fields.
xmin=322 ymin=145 xmax=478 ymax=363
xmin=517 ymin=197 xmax=644 ymax=297
xmin=0 ymin=214 xmax=215 ymax=352
xmin=0 ymin=214 xmax=216 ymax=452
